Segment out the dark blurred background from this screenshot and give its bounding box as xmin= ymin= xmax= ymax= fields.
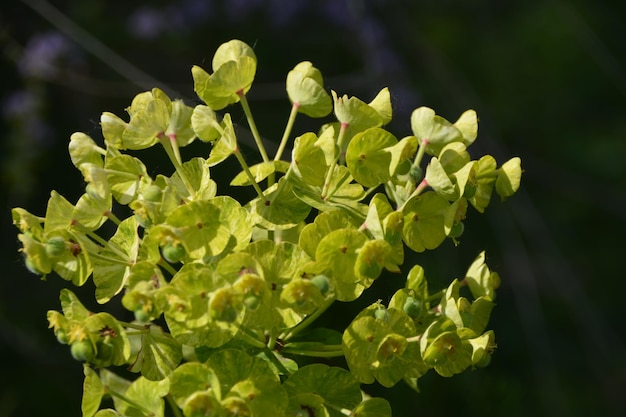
xmin=1 ymin=0 xmax=625 ymax=416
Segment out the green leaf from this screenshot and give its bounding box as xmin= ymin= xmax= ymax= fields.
xmin=299 ymin=210 xmax=357 ymax=258
xmin=100 ymin=112 xmax=127 ymax=149
xmin=44 ymin=191 xmax=75 ymax=234
xmin=244 ymin=240 xmax=312 ymax=327
xmin=346 ymin=127 xmax=396 ymax=188
xmin=469 ymin=330 xmax=496 ymax=366
xmin=12 ymin=207 xmax=44 ymax=239
xmin=249 ymin=177 xmax=311 ymax=230
xmin=44 ymin=231 xmax=94 ymax=286
xmin=166 ymin=100 xmax=196 ymax=147
xmin=129 ymin=325 xmax=182 ymax=381
xmin=83 ymin=312 xmax=131 ymax=367
xmin=192 ymin=40 xmax=257 ymax=111
xmin=60 ymin=288 xmax=91 ymax=321
xmin=467 ymin=296 xmax=495 ymax=334
xmin=331 ymin=91 xmax=383 ymax=131
xmin=315 ymin=229 xmax=368 ymax=301
xmin=121 ymin=96 xmax=170 ymax=150
xmin=439 ymin=142 xmax=470 ymax=175
xmin=291 ymin=132 xmax=329 ymax=187
xmin=118 ymin=376 xmax=169 ymax=417
xmin=69 ymin=132 xmax=104 ymax=170
xmin=206 ymin=349 xmax=288 ymax=417
xmin=350 ymin=397 xmax=392 ymax=417
xmin=286 ymin=61 xmax=332 ymax=118
xmin=453 ymin=109 xmax=478 ymax=145
xmin=18 ymin=232 xmax=52 ymax=275
xmin=464 ymin=251 xmax=500 ymax=300
xmin=468 ymin=155 xmax=497 ymax=213
xmin=191 ymin=104 xmax=221 ymax=143
xmin=368 ymin=87 xmax=393 ymax=125
xmin=402 ymin=191 xmax=451 ymax=252
xmin=422 ymin=330 xmax=473 ymax=377
xmin=495 ymin=157 xmax=522 ymax=200
xmin=93 ymin=216 xmax=139 ymax=303
xmin=82 ymin=365 xmax=105 ymax=417
xmin=410 ymin=107 xmax=466 ymax=156
xmin=173 ymin=157 xmax=217 ymax=201
xmin=169 ymin=362 xmax=222 ymax=408
xmin=342 ymin=307 xmax=423 ymax=387
xmin=206 ymin=113 xmax=237 ymax=166
xmin=284 ymin=364 xmax=362 ymax=417
xmin=73 ymin=192 xmax=111 ymax=231
xmin=385 ymin=135 xmax=418 ymax=177
xmin=425 ymin=157 xmax=457 ymax=200
xmin=105 ymin=154 xmax=149 ymax=205
xmin=163 ymin=200 xmax=232 ymax=260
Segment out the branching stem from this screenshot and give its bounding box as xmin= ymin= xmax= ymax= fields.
xmin=238 ymin=90 xmax=270 ymax=163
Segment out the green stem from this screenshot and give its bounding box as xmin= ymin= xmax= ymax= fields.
xmin=281 ymin=296 xmax=335 ymax=341
xmin=86 ymin=250 xmax=133 ymax=267
xmin=413 ymin=138 xmax=428 ymax=169
xmin=280 ymin=344 xmax=345 ymax=358
xmin=426 ymin=289 xmax=445 ymax=304
xmin=322 ymin=168 xmax=350 ymax=202
xmin=238 ymin=90 xmax=269 ymax=163
xmin=321 ymin=122 xmax=349 ymax=199
xmin=274 ymin=102 xmax=299 ymax=161
xmin=166 ymin=395 xmax=184 ymax=417
xmin=263 ymin=348 xmax=293 ymax=376
xmin=105 ymin=210 xmax=122 ymax=225
xmin=75 ymin=227 xmax=131 ymax=263
xmin=159 ymin=134 xmax=195 ymax=199
xmin=233 ymin=149 xmax=267 ymax=203
xmin=119 ymin=321 xmax=151 ymax=330
xmin=236 ymin=327 xmax=267 ymax=349
xmin=106 ymin=388 xmax=155 ymax=416
xmin=157 ymin=259 xmax=178 ymax=277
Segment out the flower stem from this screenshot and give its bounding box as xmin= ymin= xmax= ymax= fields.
xmin=281 ymin=296 xmax=335 ymax=341
xmin=274 ymin=102 xmax=299 ymax=161
xmin=166 ymin=395 xmax=184 ymax=417
xmin=238 ymin=91 xmax=269 ymax=163
xmin=233 ymin=149 xmax=267 ymax=203
xmin=280 ymin=344 xmax=344 ymax=358
xmin=106 ymin=388 xmax=155 ymax=416
xmin=159 ymin=134 xmax=195 ymax=199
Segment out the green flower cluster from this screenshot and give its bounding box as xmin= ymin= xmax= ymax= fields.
xmin=13 ymin=39 xmax=521 ymax=417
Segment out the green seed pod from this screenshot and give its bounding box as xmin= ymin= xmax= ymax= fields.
xmin=71 ymin=339 xmax=95 ymax=362
xmin=134 ymin=308 xmax=151 ymax=323
xmin=310 ymin=274 xmax=330 ymax=295
xmin=142 ymin=184 xmax=162 ymax=202
xmin=56 ymin=329 xmax=69 ymax=344
xmin=402 ymin=296 xmax=424 ymax=319
xmin=161 ymin=242 xmax=186 ymax=263
xmin=373 ymin=307 xmax=390 ymax=322
xmin=45 ymin=236 xmax=67 ymax=257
